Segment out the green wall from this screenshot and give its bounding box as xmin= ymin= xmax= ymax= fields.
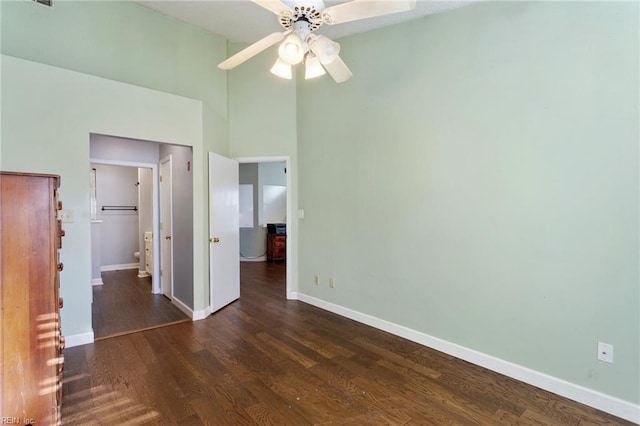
xmin=228 ymin=41 xmax=297 ymax=159
xmin=297 ymin=1 xmax=639 ymax=403
xmin=1 ymin=54 xmax=204 ymax=339
xmin=1 ymin=3 xmax=231 ymax=308
xmin=0 ymin=1 xmax=234 ymax=302
xmin=1 ymin=0 xmax=228 ymax=154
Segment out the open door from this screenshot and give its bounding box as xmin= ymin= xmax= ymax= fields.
xmin=159 ymin=155 xmax=173 ymax=299
xmin=209 ymin=152 xmax=240 ymax=313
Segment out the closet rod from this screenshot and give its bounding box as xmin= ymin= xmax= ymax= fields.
xmin=101 ymin=206 xmax=138 ymax=211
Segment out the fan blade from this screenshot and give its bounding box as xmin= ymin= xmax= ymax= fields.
xmin=218 ymin=32 xmax=288 ymax=70
xmin=323 ymin=56 xmax=353 ymax=83
xmin=323 ymin=0 xmax=416 ymax=25
xmin=251 ymin=0 xmax=293 ymax=15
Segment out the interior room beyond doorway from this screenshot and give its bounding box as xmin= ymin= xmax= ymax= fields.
xmin=239 ymin=161 xmax=287 ymax=263
xmin=90 ymin=133 xmax=195 ymax=339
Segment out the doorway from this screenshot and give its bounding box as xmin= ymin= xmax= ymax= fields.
xmin=89 ymin=134 xmax=194 ymax=339
xmin=90 ymin=162 xmax=157 ymax=287
xmin=236 ymin=157 xmax=293 ymax=299
xmin=89 ymin=161 xmax=187 ymax=339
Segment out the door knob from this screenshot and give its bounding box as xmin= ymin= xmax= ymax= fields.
xmin=210 ymin=237 xmax=220 ymax=243
xmin=165 ymin=235 xmax=171 ymax=240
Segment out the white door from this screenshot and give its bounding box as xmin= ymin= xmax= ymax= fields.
xmin=159 ymin=156 xmax=173 ymax=299
xmin=209 ymin=152 xmax=240 ymax=313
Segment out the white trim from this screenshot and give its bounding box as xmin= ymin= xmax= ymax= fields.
xmin=297 ymin=293 xmax=640 ymax=424
xmin=172 ymin=296 xmax=193 ymax=318
xmin=172 ymin=296 xmax=211 ymax=321
xmin=235 ymin=156 xmax=295 ymax=298
xmin=92 ymin=278 xmax=104 ymax=286
xmin=100 ymin=263 xmax=138 ymax=272
xmin=240 ymin=255 xmax=267 ymax=262
xmin=65 ymin=331 xmax=94 ymax=348
xmin=91 ymin=158 xmax=155 ymax=168
xmin=287 ymin=291 xmax=298 ymax=300
xmin=137 ymin=270 xmax=150 ymax=278
xmin=193 ymin=306 xmax=211 ymax=321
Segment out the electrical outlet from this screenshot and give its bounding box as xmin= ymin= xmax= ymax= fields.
xmin=597 ymin=342 xmax=613 ymax=363
xmin=314 ymin=275 xmax=319 ymax=285
xmin=329 ymin=277 xmax=335 ymax=288
xmin=58 ymin=210 xmax=74 ymax=223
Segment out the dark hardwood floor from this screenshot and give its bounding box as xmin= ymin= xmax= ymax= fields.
xmin=65 ymin=262 xmax=632 ymax=425
xmin=92 ymin=269 xmax=189 ymax=340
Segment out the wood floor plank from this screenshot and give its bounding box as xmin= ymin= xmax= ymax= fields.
xmin=255 ymin=331 xmax=320 ymax=369
xmin=92 ymin=269 xmax=189 ymax=339
xmin=62 ymin=262 xmax=635 ymax=425
xmin=308 ymin=358 xmax=369 ymax=398
xmin=206 ymin=379 xmax=259 ymax=425
xmin=242 ymin=379 xmax=312 ymax=425
xmin=354 ymin=337 xmax=442 ymax=379
xmin=282 ymin=327 xmax=356 ymax=359
xmin=188 ymin=396 xmax=239 ymax=425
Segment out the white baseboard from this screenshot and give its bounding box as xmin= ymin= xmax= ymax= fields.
xmin=101 ymin=263 xmax=139 ymax=272
xmin=171 ymin=297 xmax=211 ymax=321
xmin=287 ymin=291 xmax=298 ymax=300
xmin=137 ymin=270 xmax=150 ymax=278
xmin=193 ymin=306 xmax=211 ymax=321
xmin=172 ymin=296 xmax=194 ymax=319
xmin=91 ymin=278 xmax=103 ymax=286
xmin=65 ymin=331 xmax=94 ymax=348
xmin=297 ymin=293 xmax=640 ymax=424
xmin=240 ymin=256 xmax=267 ymax=262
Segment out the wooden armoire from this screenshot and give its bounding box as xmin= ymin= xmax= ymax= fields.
xmin=1 ymin=172 xmax=65 ymax=426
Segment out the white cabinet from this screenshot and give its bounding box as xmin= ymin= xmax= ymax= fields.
xmin=144 ymin=231 xmax=153 ymax=276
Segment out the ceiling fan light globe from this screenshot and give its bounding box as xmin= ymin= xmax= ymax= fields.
xmin=270 ymin=58 xmax=293 ymax=79
xmin=305 ymin=54 xmax=326 ymax=79
xmin=284 ymin=43 xmax=299 ymax=57
xmin=278 ymin=34 xmax=304 ymax=65
xmin=311 ymin=35 xmax=340 ymax=65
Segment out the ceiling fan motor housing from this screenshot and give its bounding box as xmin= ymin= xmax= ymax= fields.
xmin=279 ymin=5 xmax=324 ymax=34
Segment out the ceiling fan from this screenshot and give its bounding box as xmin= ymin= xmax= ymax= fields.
xmin=218 ymin=0 xmax=417 ymax=83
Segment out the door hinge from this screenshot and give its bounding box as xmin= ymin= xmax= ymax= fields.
xmin=160 ymin=175 xmax=163 ymax=182
xmin=160 ymin=269 xmax=163 ymax=277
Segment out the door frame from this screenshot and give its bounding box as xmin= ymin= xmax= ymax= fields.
xmin=89 ymin=158 xmax=162 ymax=294
xmin=235 ymin=156 xmax=294 ymax=299
xmin=159 ymin=155 xmax=174 ymax=299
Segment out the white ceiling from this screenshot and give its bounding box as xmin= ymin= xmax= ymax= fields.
xmin=135 ymin=0 xmax=476 ymax=44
